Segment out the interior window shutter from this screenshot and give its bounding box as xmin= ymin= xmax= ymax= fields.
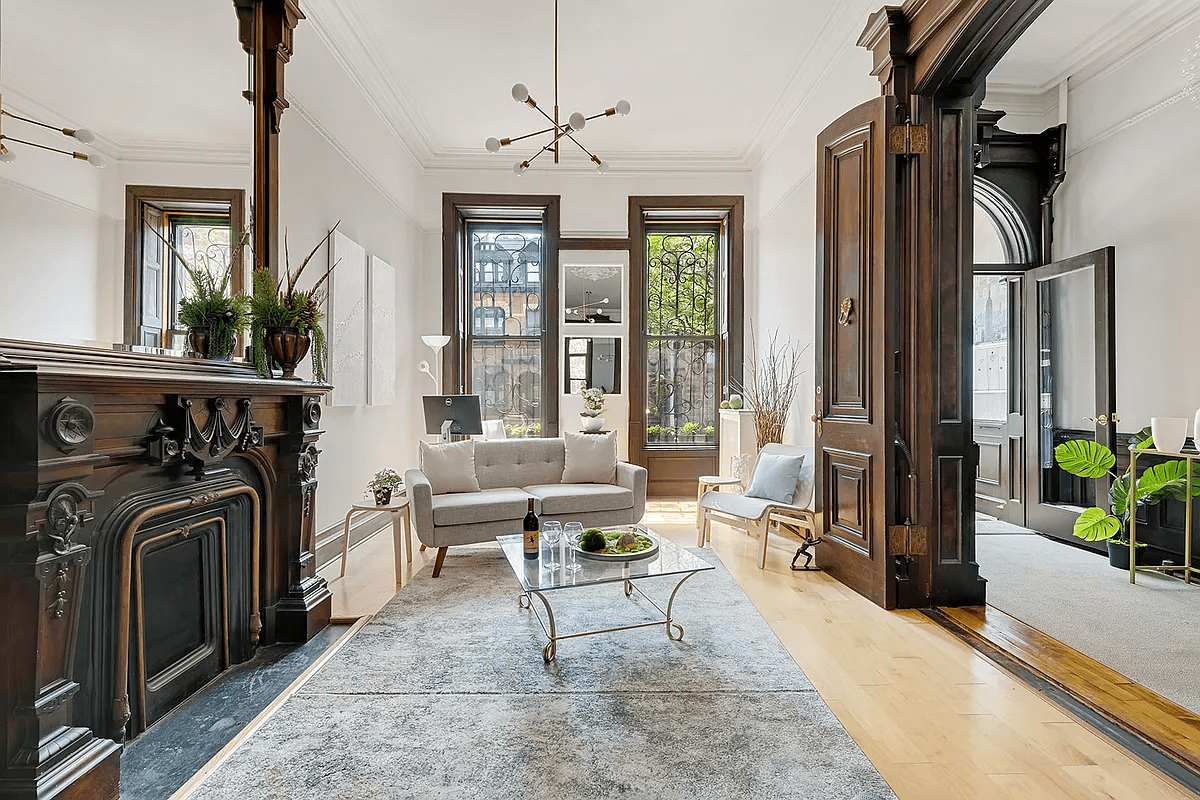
xmin=140 ymin=204 xmax=164 ymax=347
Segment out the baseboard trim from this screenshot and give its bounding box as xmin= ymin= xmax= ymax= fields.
xmin=925 ymin=606 xmax=1200 ymax=796
xmin=314 ymin=512 xmax=390 ymax=570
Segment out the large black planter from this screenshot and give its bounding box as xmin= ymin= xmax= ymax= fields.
xmin=264 ymin=326 xmax=311 ymax=381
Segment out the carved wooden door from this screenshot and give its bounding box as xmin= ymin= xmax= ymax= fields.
xmin=814 ymin=96 xmax=898 ymax=608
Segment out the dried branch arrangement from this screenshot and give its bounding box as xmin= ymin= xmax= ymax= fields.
xmin=736 ymin=327 xmax=809 ymax=449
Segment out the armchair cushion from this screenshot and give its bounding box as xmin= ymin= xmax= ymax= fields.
xmin=524 ymin=484 xmax=634 ymax=516
xmin=419 ymin=440 xmax=481 ymax=495
xmin=561 ymin=431 xmax=617 ymax=484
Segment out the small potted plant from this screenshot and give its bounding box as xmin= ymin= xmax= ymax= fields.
xmin=1054 ymin=428 xmax=1200 ymax=568
xmin=580 ymin=387 xmax=606 ymax=432
xmin=367 ymin=468 xmax=403 ymax=506
xmin=680 ymin=421 xmax=703 ymax=443
xmin=245 ymin=223 xmax=340 ymax=381
xmin=149 ymin=223 xmax=248 ymax=360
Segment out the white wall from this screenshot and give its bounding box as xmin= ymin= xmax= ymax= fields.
xmin=1049 ymin=16 xmax=1200 ymax=431
xmin=283 ymin=24 xmax=425 ymax=533
xmin=747 ymin=45 xmax=880 ymax=447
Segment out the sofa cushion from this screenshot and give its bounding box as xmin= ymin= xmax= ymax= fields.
xmin=474 ymin=439 xmax=566 ymax=490
xmin=432 ymin=488 xmax=532 ymax=527
xmin=562 ymin=431 xmax=617 ymax=484
xmin=419 ymin=440 xmax=481 ymax=495
xmin=524 ymin=484 xmax=634 ymax=516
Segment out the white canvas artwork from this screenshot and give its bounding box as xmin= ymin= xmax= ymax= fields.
xmin=327 ymin=231 xmax=367 ymax=406
xmin=368 ymin=255 xmax=397 ymax=406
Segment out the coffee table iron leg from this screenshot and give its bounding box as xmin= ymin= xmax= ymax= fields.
xmin=665 ymin=572 xmax=698 ymax=642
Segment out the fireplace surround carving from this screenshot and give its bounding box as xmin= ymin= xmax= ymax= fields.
xmin=0 ymin=339 xmax=329 ymax=798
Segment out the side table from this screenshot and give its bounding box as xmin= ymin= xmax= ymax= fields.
xmin=340 ymin=494 xmax=411 ymax=583
xmin=696 ymin=475 xmax=743 ymax=535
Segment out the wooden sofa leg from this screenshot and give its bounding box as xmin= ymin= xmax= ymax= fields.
xmin=432 ymin=547 xmax=448 ymax=578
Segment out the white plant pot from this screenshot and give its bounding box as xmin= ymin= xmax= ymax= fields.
xmin=1151 ymin=416 xmax=1187 ymax=454
xmin=580 ymin=415 xmax=605 ymax=432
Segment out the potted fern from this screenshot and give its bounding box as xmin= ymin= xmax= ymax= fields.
xmin=1054 ymin=428 xmax=1200 ymax=568
xmin=148 ymin=223 xmax=248 ymax=360
xmin=246 ymin=224 xmax=339 ymax=381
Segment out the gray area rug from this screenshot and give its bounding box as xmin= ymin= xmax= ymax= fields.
xmin=189 ymin=545 xmax=895 ymax=800
xmin=978 ymin=534 xmax=1200 ymax=715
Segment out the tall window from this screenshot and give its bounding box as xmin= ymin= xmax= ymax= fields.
xmin=644 ymin=227 xmax=719 ymax=447
xmin=125 ymin=186 xmax=244 ymax=349
xmin=464 ymin=221 xmax=551 ymax=437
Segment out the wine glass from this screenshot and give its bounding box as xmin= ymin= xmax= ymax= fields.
xmin=563 ymin=522 xmax=584 ymax=573
xmin=542 ymin=521 xmax=562 ymax=571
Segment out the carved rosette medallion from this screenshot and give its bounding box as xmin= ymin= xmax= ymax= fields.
xmin=44 ymin=397 xmax=94 ymax=453
xmin=303 ymin=397 xmax=322 ymax=429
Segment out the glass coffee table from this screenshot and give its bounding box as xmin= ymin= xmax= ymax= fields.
xmin=497 ymin=527 xmax=715 ymax=662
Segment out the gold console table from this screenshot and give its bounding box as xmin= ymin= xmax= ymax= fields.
xmin=1128 ymin=447 xmax=1200 ymax=585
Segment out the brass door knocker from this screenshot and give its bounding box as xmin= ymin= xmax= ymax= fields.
xmin=838 ymin=298 xmax=854 ymax=326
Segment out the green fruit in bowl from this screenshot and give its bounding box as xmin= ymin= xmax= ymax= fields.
xmin=580 ymin=529 xmax=606 ymax=552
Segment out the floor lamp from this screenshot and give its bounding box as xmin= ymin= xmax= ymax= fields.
xmin=418 ymin=334 xmax=451 ymax=391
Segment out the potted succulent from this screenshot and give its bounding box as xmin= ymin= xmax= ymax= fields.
xmin=580 ymin=387 xmax=606 ymax=432
xmin=246 ymin=223 xmax=340 ymax=381
xmin=367 ymin=468 xmax=403 ymax=506
xmin=149 ymin=223 xmax=249 ymax=360
xmin=1054 ymin=427 xmax=1200 ymax=568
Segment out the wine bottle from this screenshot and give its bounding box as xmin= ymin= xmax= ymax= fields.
xmin=523 ymin=498 xmax=539 ymax=560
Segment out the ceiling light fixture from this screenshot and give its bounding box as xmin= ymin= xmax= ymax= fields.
xmin=485 ymin=0 xmax=629 ymax=175
xmin=0 ymin=0 xmax=105 ymax=169
xmin=566 ymin=291 xmax=610 ymax=323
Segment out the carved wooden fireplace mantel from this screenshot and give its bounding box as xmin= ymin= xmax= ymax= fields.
xmin=0 ymin=339 xmax=331 ymax=798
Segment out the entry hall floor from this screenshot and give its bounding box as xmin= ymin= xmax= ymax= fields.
xmin=321 ymin=501 xmax=1191 ymax=800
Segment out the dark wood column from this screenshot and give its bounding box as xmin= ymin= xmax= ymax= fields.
xmin=234 ymin=0 xmax=305 ymax=280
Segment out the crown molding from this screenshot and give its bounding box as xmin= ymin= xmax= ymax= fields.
xmin=116 ymin=141 xmax=251 ymax=167
xmin=742 ymin=0 xmax=879 ymax=170
xmin=301 ymin=0 xmax=437 ymax=167
xmin=982 ymin=86 xmax=1059 ymax=121
xmin=424 ymin=148 xmax=752 ymax=175
xmin=992 ymin=0 xmax=1200 ymax=94
xmin=0 ymin=86 xmax=121 ymax=159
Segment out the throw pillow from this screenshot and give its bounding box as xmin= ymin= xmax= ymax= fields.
xmin=562 ymin=431 xmax=617 ymax=484
xmin=743 ymin=452 xmax=805 ymax=505
xmin=419 ymin=440 xmax=481 ymax=494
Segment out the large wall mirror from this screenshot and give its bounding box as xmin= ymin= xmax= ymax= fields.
xmin=0 ymin=2 xmax=250 ymax=350
xmin=563 ymin=262 xmax=623 ymax=325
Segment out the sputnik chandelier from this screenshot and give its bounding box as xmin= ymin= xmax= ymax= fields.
xmin=484 ymin=0 xmax=630 ymax=175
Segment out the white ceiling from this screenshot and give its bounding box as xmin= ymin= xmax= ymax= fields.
xmin=0 ymin=0 xmax=248 ymax=149
xmin=989 ymin=0 xmax=1197 ymax=90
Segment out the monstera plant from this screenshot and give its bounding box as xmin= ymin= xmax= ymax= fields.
xmin=1054 ymin=427 xmax=1200 ymax=546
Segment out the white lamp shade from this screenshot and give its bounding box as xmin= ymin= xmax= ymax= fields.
xmin=511 ymin=83 xmax=530 ymax=103
xmin=72 ymin=127 xmax=96 ymax=144
xmin=422 ymin=334 xmax=451 ymax=350
xmin=615 ymin=99 xmax=631 ymax=116
xmin=87 ymin=152 xmax=108 ymax=169
xmin=568 ymin=111 xmax=586 ymax=130
xmin=485 ymin=137 xmax=501 ymax=153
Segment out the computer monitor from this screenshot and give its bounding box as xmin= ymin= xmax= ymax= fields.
xmin=423 ymin=395 xmax=484 ymax=442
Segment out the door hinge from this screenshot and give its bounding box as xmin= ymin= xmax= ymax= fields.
xmin=888 ymin=524 xmax=928 ymax=556
xmin=888 ymin=124 xmax=929 ymax=155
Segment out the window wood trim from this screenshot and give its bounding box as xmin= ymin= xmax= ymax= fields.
xmin=441 ymin=192 xmax=561 ymax=436
xmin=123 ymin=185 xmax=246 ymax=346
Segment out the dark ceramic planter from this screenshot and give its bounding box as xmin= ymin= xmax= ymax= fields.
xmin=264 ymin=326 xmax=311 ymax=380
xmin=187 ymin=326 xmax=211 ymax=359
xmin=1108 ymin=540 xmax=1132 ymax=570
xmin=373 ymin=487 xmax=393 ymax=506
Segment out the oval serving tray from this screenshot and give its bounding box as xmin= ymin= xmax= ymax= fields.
xmin=574 ymin=530 xmax=660 ymax=562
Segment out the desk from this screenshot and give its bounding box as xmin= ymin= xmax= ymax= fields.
xmin=340 ymin=494 xmax=411 ymax=583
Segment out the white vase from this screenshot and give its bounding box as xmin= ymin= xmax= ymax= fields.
xmin=1151 ymin=416 xmax=1187 ymax=454
xmin=581 ymin=415 xmax=605 ymax=433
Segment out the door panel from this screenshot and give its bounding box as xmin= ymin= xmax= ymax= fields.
xmin=972 ymin=273 xmax=1025 ymax=523
xmin=1022 ymin=247 xmax=1116 ymax=544
xmin=815 ymin=97 xmax=897 ymax=608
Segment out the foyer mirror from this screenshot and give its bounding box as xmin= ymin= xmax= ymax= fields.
xmin=564 ymin=263 xmax=623 ymax=324
xmin=0 ymin=1 xmax=250 ymax=350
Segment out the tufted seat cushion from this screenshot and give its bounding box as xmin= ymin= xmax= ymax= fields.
xmin=431 ymin=488 xmax=532 ymax=527
xmin=524 ymin=483 xmax=634 ymax=516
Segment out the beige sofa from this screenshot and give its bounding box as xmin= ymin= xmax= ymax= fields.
xmin=406 ymin=438 xmax=648 ymax=577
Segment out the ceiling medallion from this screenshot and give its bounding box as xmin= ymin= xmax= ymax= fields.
xmin=485 ymin=0 xmax=630 ymax=175
xmin=569 ymin=265 xmax=620 ymax=282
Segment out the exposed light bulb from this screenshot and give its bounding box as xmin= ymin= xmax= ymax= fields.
xmin=72 ymin=127 xmax=96 ymax=145
xmin=568 ymin=111 xmax=586 ymax=131
xmin=87 ymin=152 xmax=108 ymax=169
xmin=0 ymin=147 xmax=14 ymax=163
xmin=595 ymin=160 xmax=610 ymax=174
xmin=615 ymin=100 xmax=631 ymax=116
xmin=485 ymin=137 xmax=501 ymax=153
xmin=511 ymin=83 xmax=530 ymax=103
xmin=513 ymin=161 xmax=529 ymax=176
xmin=600 ymin=298 xmax=610 ymax=304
